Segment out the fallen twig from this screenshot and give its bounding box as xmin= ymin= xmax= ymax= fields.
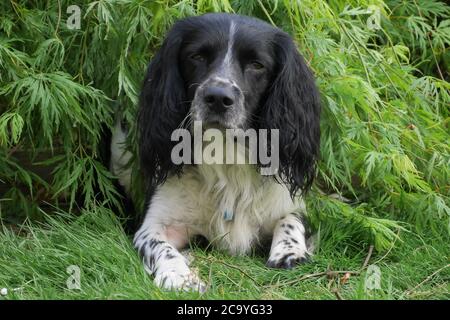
xmin=361 ymin=245 xmax=374 ymax=269
xmin=194 ymin=254 xmax=261 ymax=286
xmin=331 ymin=287 xmax=345 ymax=300
xmin=265 ymin=244 xmax=376 ymax=290
xmin=405 ymin=264 xmax=450 ymax=296
xmin=264 ymin=270 xmax=360 ymax=289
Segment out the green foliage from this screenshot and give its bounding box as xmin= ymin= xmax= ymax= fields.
xmin=0 ymin=0 xmax=449 ymax=253
xmin=384 ymin=0 xmax=449 ymax=77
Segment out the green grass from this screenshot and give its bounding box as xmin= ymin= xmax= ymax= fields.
xmin=0 ymin=207 xmax=448 ymax=300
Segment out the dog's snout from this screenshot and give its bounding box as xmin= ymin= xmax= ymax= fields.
xmin=203 ymin=86 xmax=235 ymax=113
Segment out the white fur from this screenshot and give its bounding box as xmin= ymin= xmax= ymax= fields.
xmin=267 ymin=214 xmax=310 ymax=268
xmin=114 ymin=121 xmax=310 ymax=291
xmin=137 ymin=136 xmax=304 ymax=255
xmin=223 ymin=21 xmax=236 ymax=71
xmin=142 ymin=165 xmax=301 ymax=254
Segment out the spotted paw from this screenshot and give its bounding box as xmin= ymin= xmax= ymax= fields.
xmin=154 ymin=269 xmax=206 ymax=293
xmin=266 ymin=251 xmax=311 ymax=269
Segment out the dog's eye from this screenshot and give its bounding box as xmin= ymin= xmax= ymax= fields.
xmin=190 ymin=54 xmax=205 ymax=62
xmin=248 ymin=61 xmax=264 ymax=70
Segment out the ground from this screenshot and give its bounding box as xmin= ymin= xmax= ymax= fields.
xmin=0 ymin=208 xmax=448 ymax=300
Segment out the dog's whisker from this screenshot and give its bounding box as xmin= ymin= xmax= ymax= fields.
xmin=188 ymin=82 xmax=202 ymax=89
xmin=178 ymin=111 xmax=193 ymax=129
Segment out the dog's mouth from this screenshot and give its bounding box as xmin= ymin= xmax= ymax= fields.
xmin=201 ymin=116 xmax=232 ymax=130
xmin=189 ymin=105 xmax=242 ymax=131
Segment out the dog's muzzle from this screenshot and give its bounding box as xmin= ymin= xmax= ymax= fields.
xmin=192 ymin=77 xmax=244 ymax=128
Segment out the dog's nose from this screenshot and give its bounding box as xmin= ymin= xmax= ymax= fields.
xmin=203 ymin=86 xmax=235 ymax=113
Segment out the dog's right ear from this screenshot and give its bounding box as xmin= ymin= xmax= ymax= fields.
xmin=138 ymin=28 xmax=188 ymax=189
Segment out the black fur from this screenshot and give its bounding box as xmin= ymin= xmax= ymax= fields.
xmin=138 ymin=22 xmax=188 ymax=189
xmin=257 ymin=31 xmax=321 ymax=197
xmin=138 ymin=13 xmax=320 ymax=198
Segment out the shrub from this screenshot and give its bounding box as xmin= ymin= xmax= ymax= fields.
xmin=0 ymin=0 xmax=448 ymax=251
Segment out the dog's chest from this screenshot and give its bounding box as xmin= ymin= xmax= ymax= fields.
xmin=175 ymin=165 xmax=297 ymax=254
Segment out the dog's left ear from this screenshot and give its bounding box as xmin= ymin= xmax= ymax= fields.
xmin=260 ymin=32 xmax=321 ymax=197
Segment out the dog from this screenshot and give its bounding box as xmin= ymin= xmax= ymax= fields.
xmin=111 ymin=13 xmax=320 ymax=292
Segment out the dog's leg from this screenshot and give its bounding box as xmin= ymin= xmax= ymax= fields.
xmin=266 ymin=214 xmax=311 ymax=269
xmin=134 ymin=222 xmax=206 ymax=292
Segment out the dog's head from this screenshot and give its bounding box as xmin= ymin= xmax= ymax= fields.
xmin=139 ymin=13 xmax=320 ymax=196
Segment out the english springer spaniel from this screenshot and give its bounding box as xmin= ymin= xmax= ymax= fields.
xmin=111 ymin=13 xmax=320 ymax=292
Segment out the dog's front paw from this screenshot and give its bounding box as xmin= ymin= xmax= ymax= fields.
xmin=266 ymin=248 xmax=310 ymax=269
xmin=154 ymin=269 xmax=206 ymax=293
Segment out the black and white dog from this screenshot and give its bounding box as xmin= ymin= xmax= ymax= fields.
xmin=111 ymin=13 xmax=320 ymax=292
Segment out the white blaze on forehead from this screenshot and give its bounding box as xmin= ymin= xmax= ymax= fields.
xmin=202 ymin=21 xmax=237 ymax=86
xmin=222 ymin=21 xmax=236 ymax=72
xmin=212 ymin=76 xmax=234 ymax=85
